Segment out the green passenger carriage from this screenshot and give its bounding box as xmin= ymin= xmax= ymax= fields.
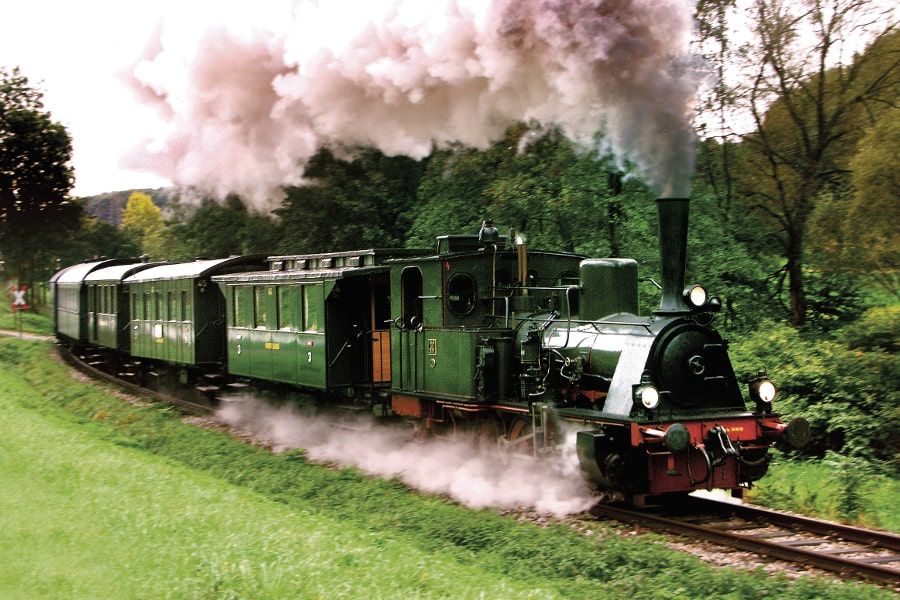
xmin=52 ymin=259 xmax=131 ymax=344
xmin=213 ymin=248 xmax=424 ymax=392
xmin=84 ymin=262 xmax=160 ymax=352
xmin=123 ymin=257 xmax=266 ymax=367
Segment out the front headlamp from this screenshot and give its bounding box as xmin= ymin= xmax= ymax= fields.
xmin=749 ymin=371 xmax=777 ymax=404
xmin=638 ymin=385 xmax=660 ymax=409
xmin=683 ymin=285 xmax=707 ymax=308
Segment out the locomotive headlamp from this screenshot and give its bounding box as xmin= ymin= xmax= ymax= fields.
xmin=638 ymin=385 xmax=660 ymax=410
xmin=757 ymin=380 xmax=777 ymax=403
xmin=683 ymin=285 xmax=707 ymax=308
xmin=749 ymin=371 xmax=777 ymax=405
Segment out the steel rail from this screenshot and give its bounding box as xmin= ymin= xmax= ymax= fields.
xmin=687 ymin=497 xmax=900 ymax=552
xmin=590 ymin=500 xmax=900 ymax=585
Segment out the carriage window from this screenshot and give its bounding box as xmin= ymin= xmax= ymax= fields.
xmin=143 ymin=293 xmax=150 ymax=320
xmin=254 ymin=286 xmax=271 ymax=329
xmin=132 ymin=292 xmax=138 ymax=319
xmin=278 ymin=286 xmax=295 ymax=330
xmin=234 ymin=286 xmax=253 ymax=327
xmin=181 ymin=291 xmax=188 ymax=321
xmin=154 ymin=293 xmax=161 ymax=320
xmin=447 ymin=273 xmax=477 ymax=316
xmin=167 ymin=292 xmax=174 ymax=321
xmin=302 ymin=285 xmax=319 ymax=332
xmin=401 ymin=267 xmax=423 ymax=326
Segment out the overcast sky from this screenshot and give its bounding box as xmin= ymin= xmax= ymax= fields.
xmin=0 ymin=1 xmax=175 ymax=196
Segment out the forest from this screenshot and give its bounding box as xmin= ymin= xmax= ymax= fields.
xmin=1 ymin=2 xmax=897 ymax=497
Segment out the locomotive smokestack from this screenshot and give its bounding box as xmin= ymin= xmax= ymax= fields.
xmin=655 ymin=197 xmax=689 ymax=314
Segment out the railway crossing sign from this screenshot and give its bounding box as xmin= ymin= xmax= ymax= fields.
xmin=10 ymin=284 xmax=29 ymax=311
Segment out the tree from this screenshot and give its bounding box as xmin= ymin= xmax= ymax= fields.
xmin=277 ymin=148 xmax=424 ymax=253
xmin=121 ymin=191 xmax=164 ymax=256
xmin=0 ymin=67 xmax=79 ymax=291
xmin=734 ymin=1 xmax=897 ymax=326
xmin=809 ymin=97 xmax=900 ymax=299
xmin=843 ymin=114 xmax=900 ymax=296
xmin=409 ymin=125 xmax=626 ymax=256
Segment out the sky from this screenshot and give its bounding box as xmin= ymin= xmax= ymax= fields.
xmin=0 ymin=2 xmax=175 ymax=196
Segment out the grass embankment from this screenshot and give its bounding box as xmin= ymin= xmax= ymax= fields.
xmin=0 ymin=299 xmax=53 ymax=335
xmin=747 ymin=456 xmax=900 ymax=532
xmin=0 ymin=337 xmax=893 ymax=599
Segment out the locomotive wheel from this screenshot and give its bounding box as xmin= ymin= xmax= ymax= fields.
xmin=469 ymin=417 xmax=504 ymax=452
xmin=499 ymin=417 xmax=536 ymax=456
xmin=451 ymin=415 xmax=503 ymax=452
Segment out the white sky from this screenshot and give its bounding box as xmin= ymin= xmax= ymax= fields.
xmin=0 ymin=1 xmax=174 ymax=196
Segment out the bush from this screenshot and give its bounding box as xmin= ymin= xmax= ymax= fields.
xmin=842 ymin=305 xmax=899 ymax=352
xmin=730 ymin=321 xmax=899 ymax=466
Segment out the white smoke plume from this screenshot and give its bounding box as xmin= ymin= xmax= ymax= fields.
xmin=125 ymin=0 xmax=701 ymax=211
xmin=216 ymin=397 xmax=596 ymax=517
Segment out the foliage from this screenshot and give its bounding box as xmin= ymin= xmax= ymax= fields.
xmin=841 ymin=305 xmax=899 ymax=353
xmin=730 ymin=321 xmax=899 ymax=464
xmin=809 ymin=104 xmax=900 ymax=299
xmin=409 ymin=125 xmax=628 ymax=256
xmin=0 ymin=336 xmax=890 ymax=600
xmin=276 ymin=148 xmax=425 ymax=253
xmin=0 ymin=67 xmax=79 ymax=286
xmin=120 ymin=191 xmax=164 ymax=257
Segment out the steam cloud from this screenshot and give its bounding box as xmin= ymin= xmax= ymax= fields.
xmin=217 ymin=398 xmax=596 ymax=517
xmin=125 ymin=0 xmax=701 ymax=210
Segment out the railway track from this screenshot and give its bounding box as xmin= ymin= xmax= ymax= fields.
xmin=591 ymin=496 xmax=900 ymax=585
xmin=57 ymin=344 xmax=215 ymax=416
xmin=58 ymin=342 xmax=900 ymax=587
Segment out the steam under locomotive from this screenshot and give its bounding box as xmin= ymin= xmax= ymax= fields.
xmin=51 ymin=196 xmax=810 ymax=502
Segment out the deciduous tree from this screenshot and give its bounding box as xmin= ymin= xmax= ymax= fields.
xmin=735 ymin=1 xmax=897 ymax=325
xmin=0 ymin=67 xmax=79 ymax=289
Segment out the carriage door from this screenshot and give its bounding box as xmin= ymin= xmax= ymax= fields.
xmin=370 ymin=275 xmax=391 ymax=383
xmin=399 ymin=267 xmax=424 ymax=391
xmin=90 ymin=285 xmax=99 ymax=341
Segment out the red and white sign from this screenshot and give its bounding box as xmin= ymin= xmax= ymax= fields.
xmin=10 ymin=284 xmax=29 ymax=311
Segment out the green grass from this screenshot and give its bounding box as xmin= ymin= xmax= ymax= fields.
xmin=0 ymin=296 xmax=53 ymax=335
xmin=747 ymin=455 xmax=900 ymax=532
xmin=0 ymin=336 xmax=893 ymax=599
xmin=0 ymin=373 xmax=543 ymax=599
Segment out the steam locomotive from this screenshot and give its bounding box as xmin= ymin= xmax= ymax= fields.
xmin=51 ymin=196 xmax=810 ymax=502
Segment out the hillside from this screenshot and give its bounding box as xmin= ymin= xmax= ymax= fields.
xmin=78 ymin=188 xmax=176 ymax=225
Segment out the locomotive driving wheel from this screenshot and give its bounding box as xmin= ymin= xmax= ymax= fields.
xmin=450 ymin=414 xmax=504 ymax=452
xmin=499 ymin=416 xmax=537 ymax=456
